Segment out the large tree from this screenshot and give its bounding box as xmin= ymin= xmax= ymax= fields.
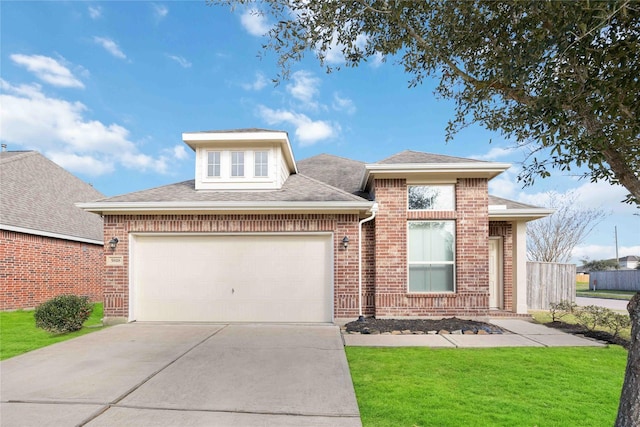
xmin=212 ymin=1 xmax=640 ymax=422
xmin=212 ymin=0 xmax=640 ymax=205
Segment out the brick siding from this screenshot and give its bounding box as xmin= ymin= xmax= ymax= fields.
xmin=102 ymin=214 xmax=361 ymax=320
xmin=0 ymin=230 xmax=103 ymax=310
xmin=372 ymin=178 xmax=492 ymax=317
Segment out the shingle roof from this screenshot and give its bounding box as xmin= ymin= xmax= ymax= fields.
xmin=0 ymin=151 xmax=104 ymax=242
xmin=96 ymin=173 xmax=365 ymax=203
xmin=377 ymin=150 xmax=486 ymax=164
xmin=297 ymin=154 xmax=369 ymax=198
xmin=488 ymin=195 xmax=542 ymax=210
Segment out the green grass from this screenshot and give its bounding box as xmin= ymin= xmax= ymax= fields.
xmin=347 ymin=346 xmax=627 ymax=427
xmin=530 ymin=310 xmax=631 ymax=341
xmin=0 ymin=303 xmax=106 ymax=360
xmin=576 ymin=282 xmax=636 ymax=300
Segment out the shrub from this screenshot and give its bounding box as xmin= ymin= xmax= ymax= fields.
xmin=574 ymin=305 xmax=610 ymax=332
xmin=34 ymin=295 xmax=93 ymax=334
xmin=603 ymin=312 xmax=631 ymax=338
xmin=548 ymin=300 xmax=577 ymax=322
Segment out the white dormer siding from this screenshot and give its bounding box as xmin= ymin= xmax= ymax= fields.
xmin=183 ymin=130 xmax=297 ymax=191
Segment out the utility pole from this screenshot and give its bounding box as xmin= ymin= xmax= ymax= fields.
xmin=615 ymin=226 xmax=620 ymax=269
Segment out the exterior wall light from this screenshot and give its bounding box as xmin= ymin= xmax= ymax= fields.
xmin=342 ymin=236 xmax=349 ymax=249
xmin=108 ymin=237 xmax=119 ymax=251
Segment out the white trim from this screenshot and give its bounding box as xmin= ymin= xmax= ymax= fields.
xmin=77 ymin=200 xmax=374 ymax=215
xmin=489 ymin=236 xmax=504 ymax=310
xmin=183 ymin=130 xmax=288 ymax=142
xmin=489 ymin=208 xmax=554 ymax=221
xmin=0 ymin=224 xmax=103 ymax=245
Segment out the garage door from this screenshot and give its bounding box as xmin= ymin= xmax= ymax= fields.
xmin=131 ymin=234 xmax=333 ymax=322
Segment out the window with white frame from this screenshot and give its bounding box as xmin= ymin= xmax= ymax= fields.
xmin=254 ymin=151 xmax=269 ymax=177
xmin=408 ymin=185 xmax=455 ymax=210
xmin=231 ymin=151 xmax=244 ymax=177
xmin=408 ymin=221 xmax=455 ymax=292
xmin=206 ymin=151 xmax=221 ymax=177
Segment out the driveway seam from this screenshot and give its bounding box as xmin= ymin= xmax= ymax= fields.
xmin=113 ymin=403 xmax=362 ymax=418
xmin=77 ymin=324 xmax=229 ymax=426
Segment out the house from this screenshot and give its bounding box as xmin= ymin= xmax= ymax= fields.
xmin=79 ymin=129 xmax=552 ymax=324
xmin=619 ymin=255 xmax=639 ymax=270
xmin=0 ymin=150 xmax=105 ymax=310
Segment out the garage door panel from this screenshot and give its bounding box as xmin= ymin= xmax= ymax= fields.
xmin=132 ymin=234 xmax=333 ymax=322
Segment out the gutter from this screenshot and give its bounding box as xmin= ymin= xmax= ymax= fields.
xmin=358 ymin=202 xmax=378 ymax=320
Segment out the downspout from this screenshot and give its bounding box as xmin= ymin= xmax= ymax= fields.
xmin=358 ymin=202 xmax=378 ymax=321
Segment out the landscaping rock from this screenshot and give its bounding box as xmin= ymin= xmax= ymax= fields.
xmin=438 ymin=330 xmax=450 ymax=334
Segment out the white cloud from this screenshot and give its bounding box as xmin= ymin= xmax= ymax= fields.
xmin=242 ymin=72 xmax=267 ymax=91
xmin=286 ymin=70 xmax=320 ymax=109
xmin=472 ymin=146 xmax=516 ymax=161
xmin=93 ymin=37 xmax=127 ymax=60
xmin=240 ymin=9 xmax=271 ymax=36
xmin=0 ymin=79 xmax=174 ymax=176
xmin=10 ymin=54 xmax=84 ymax=89
xmin=152 ymin=3 xmax=168 ymax=21
xmin=370 ymin=52 xmax=384 ymax=68
xmin=88 ymin=5 xmax=102 ymax=19
xmin=332 ymin=93 xmax=356 ymax=114
xmin=257 ymin=105 xmax=338 ymax=146
xmin=172 ymin=145 xmax=189 ymax=160
xmin=321 ymin=32 xmax=368 ymax=65
xmin=166 ymin=54 xmax=192 ymax=68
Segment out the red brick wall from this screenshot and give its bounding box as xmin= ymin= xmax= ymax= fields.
xmin=361 ymin=220 xmax=376 ymax=316
xmin=102 ymin=214 xmax=361 ymax=320
xmin=489 ymin=221 xmax=514 ymax=311
xmin=0 ymin=230 xmax=103 ymax=310
xmin=372 ymin=178 xmax=491 ymax=317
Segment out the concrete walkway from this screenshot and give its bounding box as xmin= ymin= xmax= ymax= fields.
xmin=1 ymin=324 xmax=361 ymax=427
xmin=343 ymin=319 xmax=607 ymax=348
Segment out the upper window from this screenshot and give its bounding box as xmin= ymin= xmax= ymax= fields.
xmin=207 ymin=151 xmax=221 ymax=177
xmin=408 ymin=221 xmax=455 ymax=292
xmin=254 ymin=151 xmax=269 ymax=177
xmin=408 ymin=185 xmax=455 ymax=210
xmin=231 ymin=151 xmax=244 ymax=177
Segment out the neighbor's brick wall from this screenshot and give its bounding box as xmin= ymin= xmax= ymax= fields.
xmin=489 ymin=221 xmax=514 ymax=311
xmin=0 ymin=230 xmax=103 ymax=310
xmin=372 ymin=178 xmax=491 ymax=317
xmin=102 ymin=214 xmax=361 ymax=320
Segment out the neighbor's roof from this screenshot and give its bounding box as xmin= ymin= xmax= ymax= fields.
xmin=79 ymin=173 xmax=373 ymax=215
xmin=0 ymin=151 xmax=105 ymax=243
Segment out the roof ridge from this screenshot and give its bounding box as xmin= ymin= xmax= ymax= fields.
xmin=299 ymin=153 xmax=365 ymax=164
xmin=295 ymin=173 xmax=368 ymax=201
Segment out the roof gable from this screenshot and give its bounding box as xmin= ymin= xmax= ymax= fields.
xmin=0 ymin=151 xmax=105 ymax=242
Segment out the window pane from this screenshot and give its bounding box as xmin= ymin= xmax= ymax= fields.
xmin=408 ymin=185 xmax=455 ymax=210
xmin=408 ymin=222 xmax=455 ymax=262
xmin=408 ymin=220 xmax=455 ymax=292
xmin=409 ymin=265 xmax=454 ymax=292
xmin=207 ymin=152 xmax=220 ymax=177
xmin=231 ymin=152 xmax=244 ymax=177
xmin=254 ymin=151 xmax=268 ymax=177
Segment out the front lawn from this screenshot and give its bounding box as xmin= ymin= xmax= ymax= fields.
xmin=576 ymin=282 xmax=636 ymax=300
xmin=0 ymin=303 xmax=106 ymax=360
xmin=346 ymin=346 xmax=627 ymax=427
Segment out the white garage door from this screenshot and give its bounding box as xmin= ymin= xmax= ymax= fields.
xmin=131 ymin=234 xmax=333 ymax=322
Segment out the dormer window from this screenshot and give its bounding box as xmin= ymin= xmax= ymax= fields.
xmin=254 ymin=151 xmax=269 ymax=177
xmin=231 ymin=152 xmax=244 ymax=177
xmin=207 ymin=151 xmax=221 ymax=177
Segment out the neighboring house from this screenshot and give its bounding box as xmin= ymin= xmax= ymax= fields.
xmin=0 ymin=151 xmax=105 ymax=310
xmin=79 ymin=129 xmax=552 ymax=324
xmin=619 ymin=255 xmax=639 ymax=270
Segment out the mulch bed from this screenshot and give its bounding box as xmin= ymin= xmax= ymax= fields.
xmin=344 ymin=317 xmax=505 ymax=335
xmin=544 ymin=321 xmax=631 ymax=350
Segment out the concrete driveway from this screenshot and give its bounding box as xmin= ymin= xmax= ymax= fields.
xmin=0 ymin=324 xmax=361 ymax=427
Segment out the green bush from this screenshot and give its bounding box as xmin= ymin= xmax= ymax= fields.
xmin=574 ymin=305 xmax=611 ymax=332
xmin=549 ymin=300 xmax=577 ymax=322
xmin=34 ymin=295 xmax=93 ymax=334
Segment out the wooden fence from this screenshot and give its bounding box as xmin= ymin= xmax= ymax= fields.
xmin=527 ymin=262 xmax=576 ymax=310
xmin=589 ymin=270 xmax=640 ymax=291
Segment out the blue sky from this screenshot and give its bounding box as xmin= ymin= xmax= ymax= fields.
xmin=1 ymin=1 xmax=638 ymax=263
